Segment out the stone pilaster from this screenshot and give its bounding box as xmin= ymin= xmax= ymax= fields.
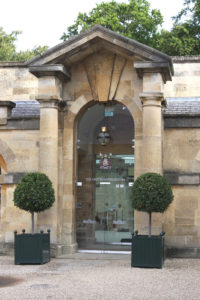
xmin=37 ymin=98 xmax=59 ymax=243
xmin=140 ymin=92 xmax=164 ymax=174
xmin=29 ymin=65 xmax=71 ymax=254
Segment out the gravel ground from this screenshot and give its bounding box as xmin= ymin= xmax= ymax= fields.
xmin=0 ymin=253 xmax=200 ymax=300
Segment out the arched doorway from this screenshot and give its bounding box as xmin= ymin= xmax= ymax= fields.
xmin=75 ymin=101 xmax=134 ymax=251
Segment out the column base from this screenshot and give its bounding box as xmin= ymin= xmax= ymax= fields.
xmin=51 ymin=243 xmax=78 ymax=257
xmin=166 ymin=247 xmax=200 ymax=258
xmin=0 ymin=243 xmax=14 ymax=255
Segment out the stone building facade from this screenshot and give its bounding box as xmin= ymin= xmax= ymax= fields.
xmin=0 ymin=26 xmax=200 ymax=257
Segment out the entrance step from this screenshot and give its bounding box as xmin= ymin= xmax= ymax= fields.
xmin=57 ymin=252 xmax=131 ymax=260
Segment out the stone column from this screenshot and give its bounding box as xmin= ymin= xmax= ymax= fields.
xmin=37 ymin=98 xmax=59 ymax=243
xmin=134 ymin=63 xmax=172 ymax=174
xmin=35 ymin=75 xmax=62 ymax=244
xmin=140 ymin=89 xmax=165 ymax=234
xmin=140 ymin=92 xmax=164 ymax=174
xmin=134 ymin=68 xmax=167 ymax=234
xmin=29 ymin=66 xmax=70 ymax=254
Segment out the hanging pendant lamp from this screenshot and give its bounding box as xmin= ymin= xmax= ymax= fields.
xmin=97 ymin=126 xmax=111 ymax=146
xmin=97 ymin=104 xmax=111 ymax=146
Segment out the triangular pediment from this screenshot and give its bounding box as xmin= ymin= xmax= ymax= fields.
xmin=27 ymin=25 xmax=173 ymax=74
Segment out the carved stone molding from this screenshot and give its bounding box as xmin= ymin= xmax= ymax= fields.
xmin=134 ymin=61 xmax=172 ymax=83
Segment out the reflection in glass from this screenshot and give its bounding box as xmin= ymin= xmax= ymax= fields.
xmin=76 ymin=101 xmax=134 ymax=251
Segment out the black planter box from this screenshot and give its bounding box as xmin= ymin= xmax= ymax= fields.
xmin=14 ymin=230 xmax=50 ymax=265
xmin=131 ymin=232 xmax=165 ymax=268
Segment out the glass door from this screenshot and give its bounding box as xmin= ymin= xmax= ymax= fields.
xmin=75 ymin=101 xmax=134 ymax=251
xmin=94 ymin=154 xmax=134 ymax=250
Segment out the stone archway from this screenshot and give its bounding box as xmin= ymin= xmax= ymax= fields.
xmin=74 ymin=100 xmax=136 ymax=250
xmin=60 ymin=95 xmax=142 ymax=254
xmin=29 ymin=26 xmax=173 ymax=255
xmin=0 ymin=139 xmax=16 ymax=172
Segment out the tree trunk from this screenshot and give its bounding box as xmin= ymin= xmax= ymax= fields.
xmin=148 ymin=212 xmax=152 ymax=237
xmin=32 ymin=212 xmax=34 ymax=234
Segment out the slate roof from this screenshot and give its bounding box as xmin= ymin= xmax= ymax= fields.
xmin=11 ymin=101 xmax=40 ymax=118
xmin=10 ymin=98 xmax=200 ymax=118
xmin=165 ymin=98 xmax=200 ymax=116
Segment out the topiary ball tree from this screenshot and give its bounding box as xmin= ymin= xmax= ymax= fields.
xmin=131 ymin=172 xmax=174 ymax=236
xmin=13 ymin=172 xmax=55 ymax=233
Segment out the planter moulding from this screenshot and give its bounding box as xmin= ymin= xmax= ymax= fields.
xmin=131 ymin=232 xmax=165 ymax=269
xmin=14 ymin=229 xmax=50 ymax=265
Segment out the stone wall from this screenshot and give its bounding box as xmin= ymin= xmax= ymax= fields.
xmin=1 ymin=57 xmax=200 ymax=101
xmin=164 ymin=56 xmax=200 ymax=252
xmin=0 ymin=129 xmax=39 ymax=246
xmin=165 ymin=57 xmax=200 ymax=98
xmin=0 ymin=63 xmax=38 ymax=101
xmin=0 ymin=55 xmax=200 ymax=255
xmin=163 ymin=127 xmax=200 ymax=251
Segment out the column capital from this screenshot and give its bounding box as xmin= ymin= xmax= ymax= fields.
xmin=139 ymin=92 xmax=165 ymax=108
xmin=134 ymin=61 xmax=173 ymax=83
xmin=140 ymin=92 xmax=164 ymax=100
xmin=37 ymin=98 xmax=60 ymax=109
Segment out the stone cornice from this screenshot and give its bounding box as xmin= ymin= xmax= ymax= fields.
xmin=29 ymin=64 xmax=71 ymax=82
xmin=0 ymin=101 xmax=16 ymax=108
xmin=26 ymin=25 xmax=173 ymax=71
xmin=172 ymin=56 xmax=200 ymax=63
xmin=0 ymin=172 xmax=26 ymax=184
xmin=164 ymin=172 xmax=200 ymax=185
xmin=134 ymin=61 xmax=173 ymax=83
xmin=0 ymin=62 xmax=26 ymax=68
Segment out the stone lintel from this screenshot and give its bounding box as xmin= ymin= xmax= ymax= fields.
xmin=0 ymin=172 xmax=26 ymax=184
xmin=134 ymin=61 xmax=172 ymax=83
xmin=29 ymin=65 xmax=71 ymax=82
xmin=164 ymin=172 xmax=200 ymax=185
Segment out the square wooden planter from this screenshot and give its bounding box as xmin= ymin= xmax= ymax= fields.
xmin=131 ymin=233 xmax=165 ymax=268
xmin=14 ymin=229 xmax=50 ymax=265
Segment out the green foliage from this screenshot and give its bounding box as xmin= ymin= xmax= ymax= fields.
xmin=61 ymin=0 xmax=200 ymax=56
xmin=157 ymin=0 xmax=200 ymax=55
xmin=61 ymin=0 xmax=163 ymax=49
xmin=13 ymin=173 xmax=55 ymax=213
xmin=173 ymin=0 xmax=200 ymax=26
xmin=0 ymin=27 xmax=20 ymax=61
xmin=13 ymin=45 xmax=48 ymax=62
xmin=157 ymin=24 xmax=200 ymax=56
xmin=131 ymin=173 xmax=173 ymax=213
xmin=0 ymin=27 xmax=48 ymax=62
